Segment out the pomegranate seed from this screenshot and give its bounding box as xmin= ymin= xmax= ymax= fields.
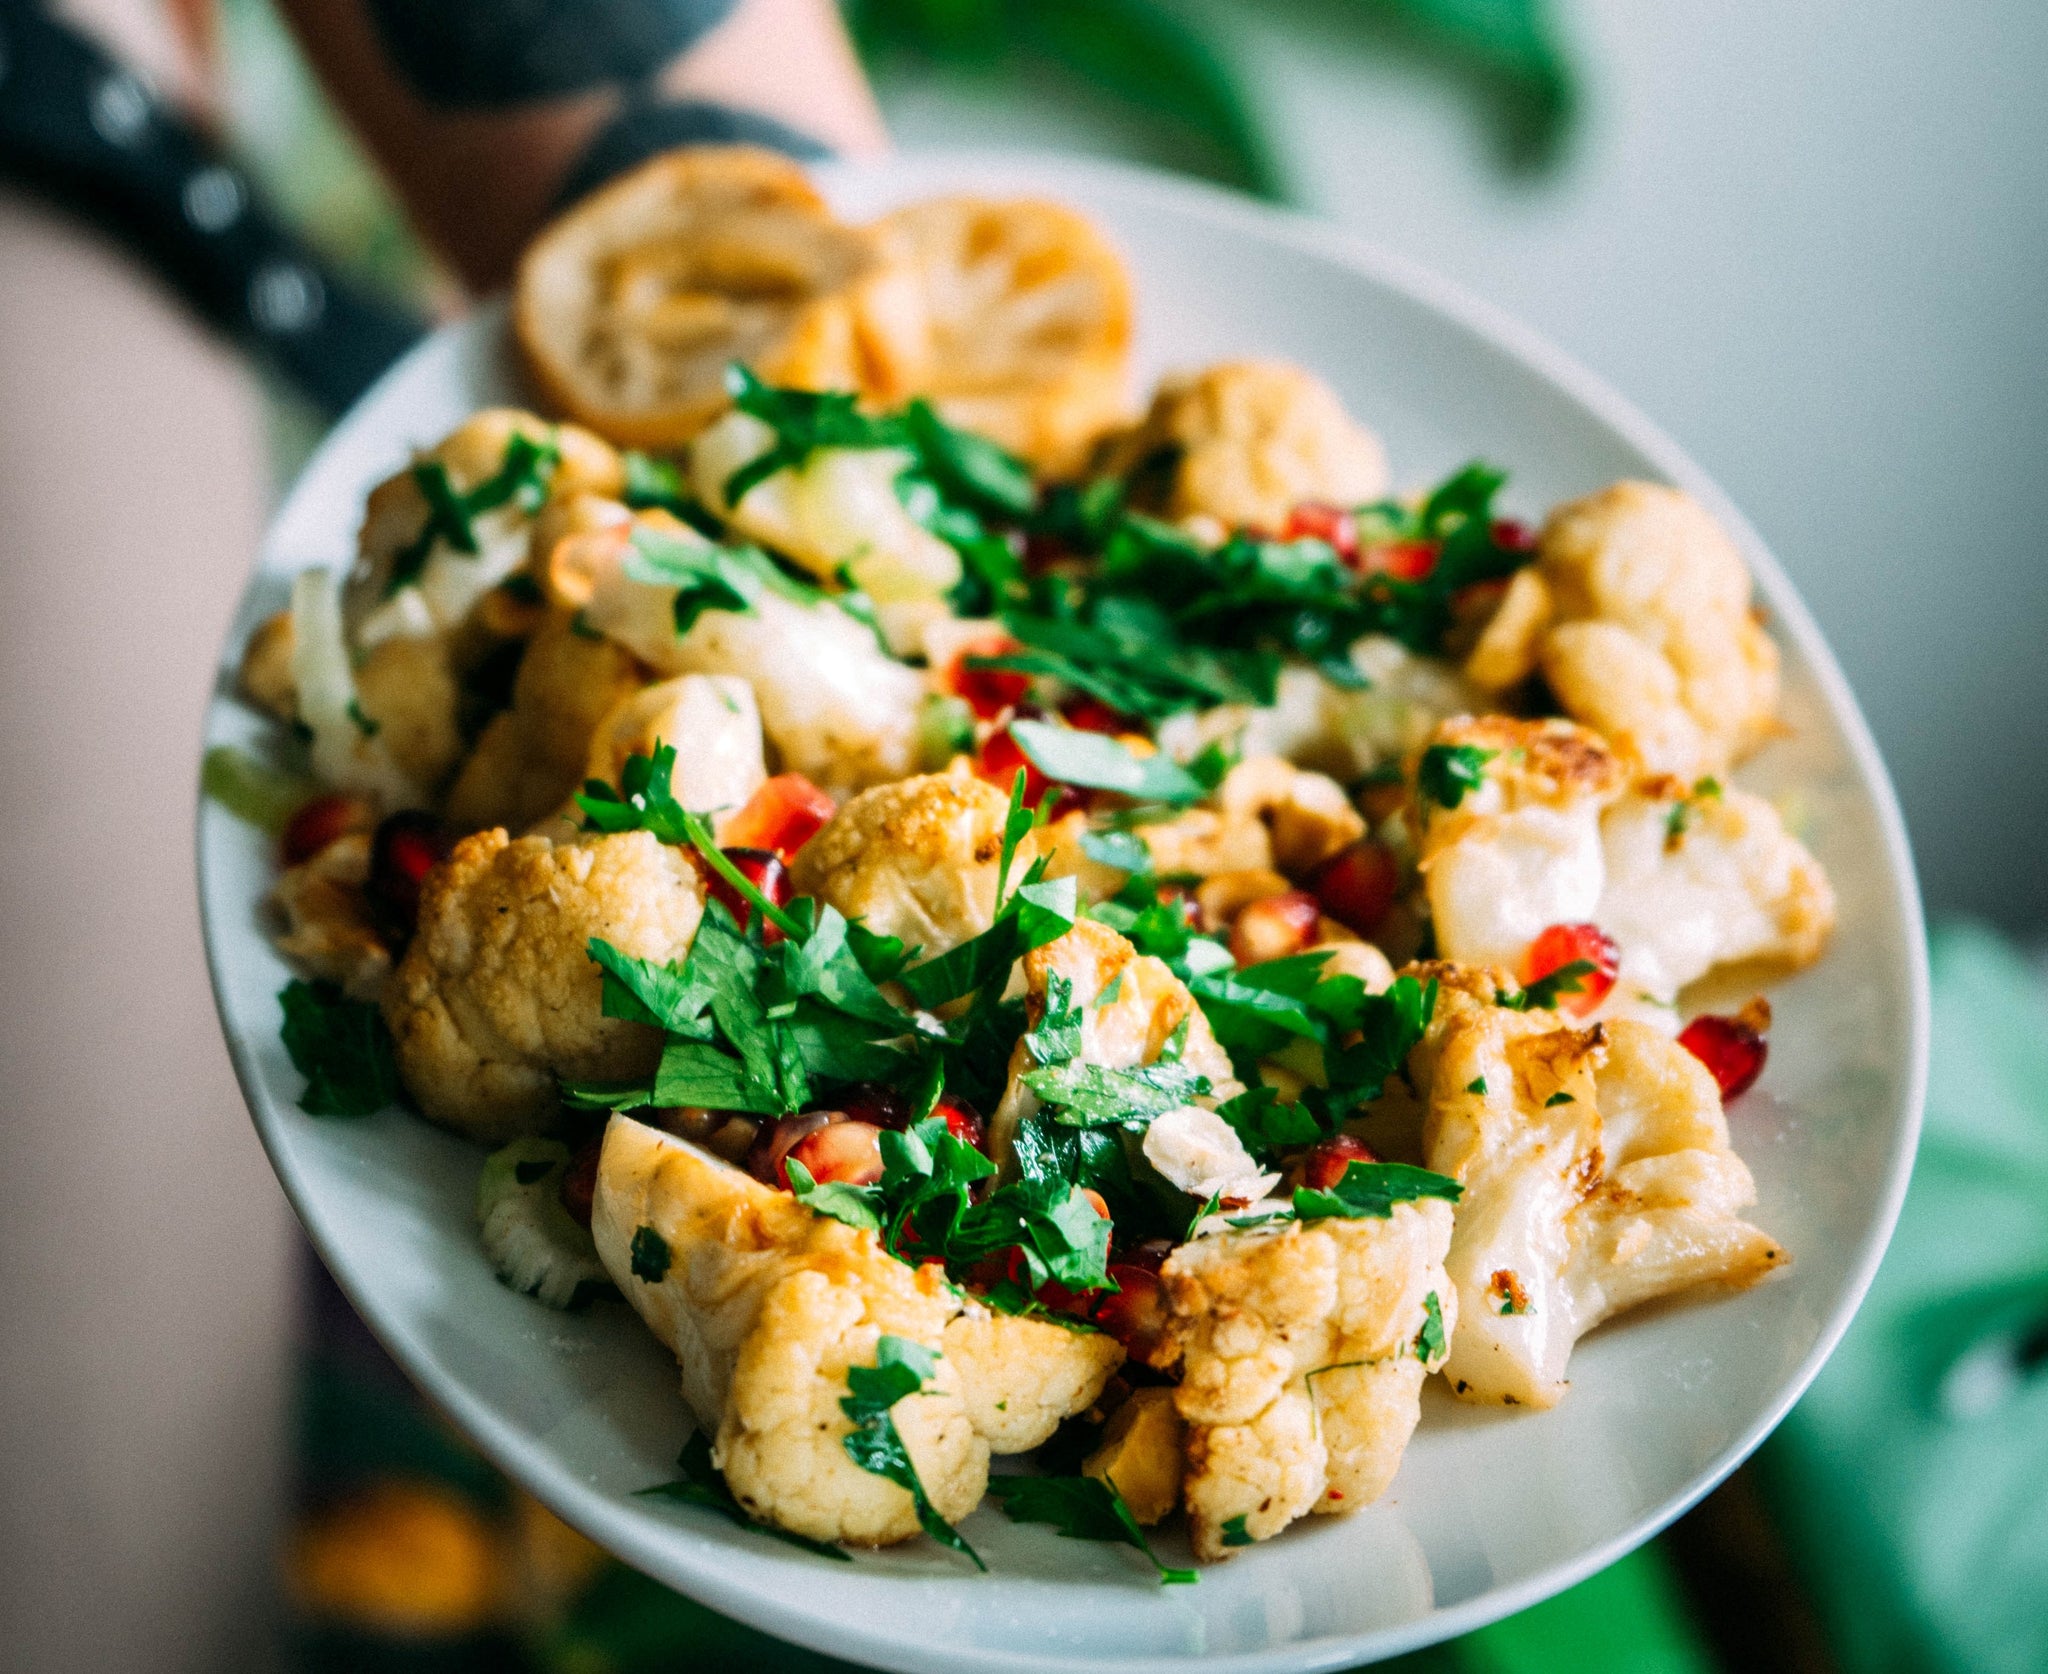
xmin=1079 ymin=1187 xmax=1111 ymax=1220
xmin=1678 ymin=1014 xmax=1769 ymax=1100
xmin=975 ymin=724 xmax=1053 ymax=806
xmin=720 ymin=774 xmax=835 ymax=861
xmin=1093 ymin=1264 xmax=1169 ymax=1359
xmin=933 ymin=1095 xmax=985 ymax=1148
xmin=1282 ymin=501 xmax=1359 ymax=561
xmin=281 ymin=793 xmax=373 ymax=866
xmin=1301 ymin=1134 xmax=1378 ymax=1192
xmin=836 ymin=1083 xmax=910 ymax=1130
xmin=1230 ymin=891 xmax=1322 ymax=967
xmin=367 ymin=811 xmax=449 ymax=939
xmin=559 ymin=1136 xmax=601 ymax=1228
xmin=1360 ymin=539 xmax=1440 ymax=582
xmin=786 ymin=1119 xmax=886 ymax=1188
xmin=1308 ymin=840 xmax=1401 ymax=937
xmin=745 ymin=1111 xmax=835 ymax=1187
xmin=1060 ymin=696 xmax=1130 ymax=735
xmin=705 ymin=847 xmax=791 ymax=940
xmin=1523 ymin=922 xmax=1620 ymax=1017
xmin=947 ymin=634 xmax=1032 ymax=720
xmin=1492 ymin=518 xmax=1535 ymax=552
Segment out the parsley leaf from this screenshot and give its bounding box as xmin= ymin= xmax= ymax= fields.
xmin=902 ymin=398 xmax=1036 ymax=520
xmin=1418 ymin=743 xmax=1495 ymax=810
xmin=1501 ymin=959 xmax=1595 ymax=1012
xmin=386 ymin=431 xmax=562 ymax=595
xmin=723 ymin=364 xmax=905 ymax=505
xmin=1008 ymin=720 xmax=1209 ymax=804
xmin=988 ymin=1475 xmax=1196 ymax=1584
xmin=1219 ymin=1514 xmax=1255 ymax=1548
xmin=629 ymin=1225 xmax=671 ymax=1281
xmin=278 ymin=979 xmax=402 ymax=1116
xmin=1413 ymin=1290 xmax=1447 ymax=1362
xmin=1292 ymin=1160 xmax=1464 ymax=1223
xmin=637 ymin=1431 xmax=852 ymax=1560
xmin=623 ymin=525 xmax=759 ymax=634
xmin=840 ymin=1337 xmax=984 ymax=1569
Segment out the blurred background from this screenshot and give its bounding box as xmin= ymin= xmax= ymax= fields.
xmin=0 ymin=0 xmax=2043 ymax=1671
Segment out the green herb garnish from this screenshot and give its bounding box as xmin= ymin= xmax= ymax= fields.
xmin=1417 ymin=742 xmax=1495 ymax=810
xmin=278 ymin=979 xmax=401 ymax=1116
xmin=989 ymin=1475 xmax=1196 ymax=1585
xmin=636 ymin=1431 xmax=851 ymax=1560
xmin=840 ymin=1336 xmax=984 ymax=1568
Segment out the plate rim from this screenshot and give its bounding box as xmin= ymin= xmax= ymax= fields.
xmin=198 ymin=147 xmax=1930 ymax=1674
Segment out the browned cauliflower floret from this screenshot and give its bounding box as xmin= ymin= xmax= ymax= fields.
xmin=352 ymin=635 xmax=466 ymax=795
xmin=592 ymin=1118 xmax=1121 ymax=1547
xmin=443 ymin=614 xmax=647 ymax=834
xmin=1162 ymin=1201 xmax=1455 ymax=1561
xmin=1598 ymin=778 xmax=1835 ymax=1000
xmin=1083 ymin=1387 xmax=1186 ymax=1526
xmin=1493 ymin=483 xmax=1780 ymax=779
xmin=1417 ymin=716 xmax=1629 ymax=972
xmin=1423 ymin=1009 xmax=1785 ymax=1410
xmin=238 ymin=607 xmax=297 ymax=722
xmin=270 ymin=833 xmax=389 ymax=1000
xmin=1099 ymin=361 xmax=1389 ymax=532
xmin=346 ymin=410 xmax=622 ymax=648
xmin=382 ymin=830 xmax=702 ymax=1142
xmin=1130 ymin=756 xmax=1362 ymax=883
xmin=790 ymin=766 xmax=1011 ymax=960
xmin=940 ymin=1312 xmax=1124 ymax=1453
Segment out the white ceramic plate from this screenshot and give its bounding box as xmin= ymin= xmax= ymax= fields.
xmin=199 ymin=152 xmax=1927 ymax=1673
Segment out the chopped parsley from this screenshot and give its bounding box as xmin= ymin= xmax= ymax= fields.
xmin=1663 ymin=774 xmax=1725 ymax=849
xmin=1289 ymin=1160 xmax=1464 ymax=1224
xmin=1219 ymin=1514 xmax=1255 ymax=1548
xmin=278 ymin=979 xmax=401 ymax=1117
xmin=840 ymin=1337 xmax=984 ymax=1568
xmin=1006 ymin=721 xmax=1211 ymax=805
xmin=345 ymin=698 xmax=380 ymax=739
xmin=386 ymin=430 xmax=560 ymax=595
xmin=988 ymin=1475 xmax=1196 ymax=1585
xmin=1466 ymin=1076 xmax=1488 ymax=1095
xmin=1489 ymin=1269 xmax=1532 ymax=1316
xmin=1544 ymin=1090 xmax=1576 ymax=1107
xmin=629 ymin=1226 xmax=671 ymax=1282
xmin=723 ymin=365 xmax=904 ymax=504
xmin=622 ymin=525 xmax=825 ymax=635
xmin=1499 ymin=959 xmax=1596 ymax=1013
xmin=637 ymin=1431 xmax=851 ymax=1560
xmin=1413 ymin=1290 xmax=1447 ymax=1362
xmin=1417 ymin=743 xmax=1495 ymax=810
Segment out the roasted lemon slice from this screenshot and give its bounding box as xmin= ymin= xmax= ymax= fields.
xmin=858 ymin=196 xmax=1135 ymax=474
xmin=515 ymin=147 xmax=886 ymax=447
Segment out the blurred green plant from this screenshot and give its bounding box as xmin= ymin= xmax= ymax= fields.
xmin=842 ymin=0 xmax=1579 ymax=200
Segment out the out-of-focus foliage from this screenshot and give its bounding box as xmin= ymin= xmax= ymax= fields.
xmin=842 ymin=0 xmax=1580 ymax=199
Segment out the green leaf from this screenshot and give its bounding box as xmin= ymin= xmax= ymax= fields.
xmin=1292 ymin=1161 xmax=1464 ymax=1223
xmin=1219 ymin=1514 xmax=1255 ymax=1548
xmin=988 ymin=1475 xmax=1196 ymax=1585
xmin=637 ymin=1431 xmax=852 ymax=1560
xmin=903 ymin=398 xmax=1037 ymax=518
xmin=1215 ymin=1085 xmax=1324 ymax=1158
xmin=1414 ymin=1289 xmax=1448 ymax=1363
xmin=278 ymin=979 xmax=402 ymax=1117
xmin=623 ymin=526 xmax=759 ymax=635
xmin=464 ymin=429 xmax=560 ymax=519
xmin=840 ymin=1337 xmax=984 ymax=1569
xmin=1418 ymin=743 xmax=1495 ymax=810
xmin=202 ymin=745 xmax=315 ymax=835
xmin=1504 ymin=958 xmax=1595 ymax=1012
xmin=1079 ymin=827 xmax=1151 ymax=874
xmin=1024 ymin=970 xmax=1084 ymax=1068
xmin=994 ymin=765 xmax=1036 ymax=906
xmin=587 ymin=937 xmax=696 ymax=1031
xmin=1008 ymin=719 xmax=1208 ymax=804
xmin=723 ymin=365 xmax=905 ymax=504
xmin=629 ymin=1225 xmax=672 ymax=1282
xmin=786 ymin=1158 xmax=885 ymax=1234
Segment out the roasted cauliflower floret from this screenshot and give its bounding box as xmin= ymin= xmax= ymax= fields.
xmin=270 ymin=832 xmax=389 ymax=1000
xmin=587 ymin=674 xmax=766 ymax=822
xmin=941 ymin=1312 xmax=1125 ymax=1453
xmin=1598 ymin=779 xmax=1835 ymax=1001
xmin=690 ymin=413 xmax=960 ymax=652
xmin=578 ymin=515 xmax=924 ymax=797
xmin=382 ymin=830 xmax=703 ymax=1142
xmin=790 ymin=766 xmax=1012 ymax=960
xmin=1417 ymin=716 xmax=1629 ymax=971
xmin=1526 ymin=483 xmax=1780 ymax=779
xmin=1131 ymin=755 xmax=1362 ymax=883
xmin=352 ymin=634 xmax=466 ymax=795
xmin=1100 ymin=361 xmax=1389 ymax=533
xmin=346 ymin=409 xmax=622 ymax=648
xmin=1163 ymin=1201 xmax=1455 ymax=1561
xmin=593 ymin=1118 xmax=1119 ymax=1547
xmin=1083 ymin=1387 xmax=1186 ymax=1526
xmin=1423 ymin=1010 xmax=1785 ymax=1410
xmin=444 ymin=613 xmax=647 ymax=834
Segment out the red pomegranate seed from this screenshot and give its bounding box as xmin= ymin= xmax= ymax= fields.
xmin=976 ymin=724 xmax=1053 ymax=806
xmin=367 ymin=811 xmax=450 ymax=939
xmin=281 ymin=793 xmax=373 ymax=865
xmin=1301 ymin=1134 xmax=1378 ymax=1192
xmin=933 ymin=1096 xmax=985 ymax=1149
xmin=1523 ymin=922 xmax=1620 ymax=1017
xmin=746 ymin=1111 xmax=835 ymax=1188
xmin=706 ymin=847 xmax=791 ymax=940
xmin=1060 ymin=696 xmax=1130 ymax=736
xmin=836 ymin=1083 xmax=910 ymax=1130
xmin=1492 ymin=518 xmax=1535 ymax=552
xmin=1282 ymin=501 xmax=1359 ymax=562
xmin=1230 ymin=891 xmax=1323 ymax=967
xmin=786 ymin=1119 xmax=886 ymax=1188
xmin=720 ymin=774 xmax=835 ymax=861
xmin=1308 ymin=840 xmax=1401 ymax=937
xmin=947 ymin=634 xmax=1032 ymax=720
xmin=1093 ymin=1264 xmax=1170 ymax=1358
xmin=1678 ymin=1014 xmax=1769 ymax=1100
xmin=1078 ymin=1187 xmax=1111 ymax=1220
xmin=1360 ymin=539 xmax=1440 ymax=582
xmin=559 ymin=1136 xmax=601 ymax=1228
